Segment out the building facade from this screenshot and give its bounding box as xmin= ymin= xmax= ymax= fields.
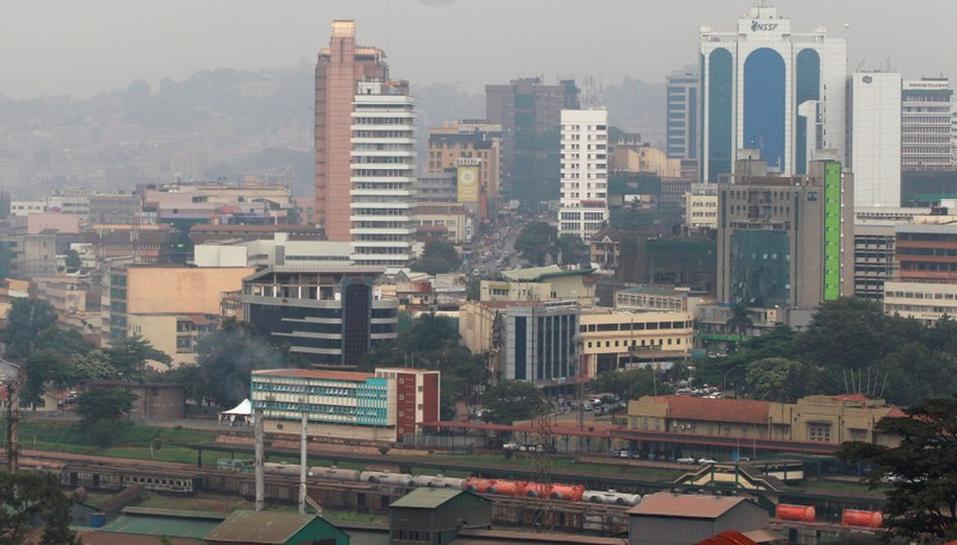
xmin=500 ymin=301 xmax=579 ymax=386
xmin=251 ymin=367 xmax=438 ymax=443
xmin=717 ymin=159 xmax=854 ymax=309
xmin=848 ymin=72 xmax=902 ymax=208
xmin=684 ymin=193 xmax=719 ymax=230
xmin=315 ymin=20 xmax=388 ymax=241
xmin=427 ymin=122 xmax=503 ymax=211
xmin=579 ymin=308 xmax=693 ymax=376
xmin=699 ymin=4 xmax=847 ymax=182
xmin=350 ymin=80 xmax=416 ymax=267
xmin=241 ymin=266 xmax=399 ymax=368
xmin=895 ymin=223 xmax=957 ymax=284
xmin=901 ymin=78 xmax=954 ymax=171
xmin=558 ymin=109 xmax=609 ymax=240
xmin=854 ymin=224 xmax=897 ymax=300
xmin=666 ymin=64 xmax=699 ymax=160
xmin=884 ymin=280 xmax=957 ymax=324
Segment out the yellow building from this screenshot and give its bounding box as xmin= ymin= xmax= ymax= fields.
xmin=684 ymin=193 xmax=719 ymax=230
xmin=612 ymin=145 xmax=682 ymax=178
xmin=428 ymin=122 xmax=503 ymax=204
xmin=458 ymin=300 xmax=503 ymax=355
xmin=580 ymin=308 xmax=693 ymax=376
xmin=628 ymin=394 xmax=903 ymax=447
xmin=481 ymin=266 xmax=595 ymax=306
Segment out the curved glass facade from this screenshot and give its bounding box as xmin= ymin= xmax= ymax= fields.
xmin=743 ymin=48 xmax=786 ymax=171
xmin=707 ymin=48 xmax=733 ymax=182
xmin=795 ymin=49 xmax=821 ymax=174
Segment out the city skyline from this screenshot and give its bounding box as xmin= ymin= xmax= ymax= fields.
xmin=3 ymin=0 xmax=957 ymax=100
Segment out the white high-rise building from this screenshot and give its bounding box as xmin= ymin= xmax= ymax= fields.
xmin=901 ymin=78 xmax=954 ymax=170
xmin=699 ymin=2 xmax=847 ymax=182
xmin=350 ymin=80 xmax=415 ymax=267
xmin=849 ymin=72 xmax=902 ymax=208
xmin=558 ymin=109 xmax=608 ymax=240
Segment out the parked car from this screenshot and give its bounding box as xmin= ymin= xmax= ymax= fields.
xmin=699 ymin=457 xmax=718 ymax=465
xmin=677 ymin=457 xmax=697 ymax=465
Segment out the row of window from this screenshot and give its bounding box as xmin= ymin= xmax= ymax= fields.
xmin=586 ymin=337 xmax=685 ymax=349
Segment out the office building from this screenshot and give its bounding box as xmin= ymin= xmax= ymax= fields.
xmin=251 ymin=367 xmax=438 ymax=442
xmin=427 ymin=122 xmax=503 ymax=212
xmin=579 ymin=308 xmax=693 ymax=376
xmin=314 ymin=20 xmax=388 ymax=241
xmin=699 ymin=3 xmax=847 ymax=182
xmin=848 ymin=72 xmax=902 ymax=208
xmin=685 ymin=193 xmax=719 ymax=230
xmin=486 ymin=77 xmax=579 ymax=201
xmin=895 ymin=223 xmax=957 ymax=284
xmin=901 ymin=78 xmax=954 ymax=170
xmin=481 ymin=265 xmax=595 ymax=306
xmin=854 ymin=224 xmax=897 ymax=300
xmin=141 ymin=178 xmax=293 ymax=225
xmin=193 ymin=234 xmax=352 ymax=268
xmin=241 ymin=265 xmax=399 ymax=368
xmin=350 ymin=80 xmax=416 ymax=267
xmin=9 ymin=201 xmax=46 ymax=217
xmin=717 ymin=159 xmax=854 ymax=309
xmin=88 ymin=192 xmax=143 ymax=225
xmin=499 ymin=300 xmax=579 ymax=386
xmin=558 ymin=109 xmax=609 ymax=240
xmin=666 ymin=64 xmax=699 ymax=160
xmin=884 ymin=281 xmax=957 ymax=324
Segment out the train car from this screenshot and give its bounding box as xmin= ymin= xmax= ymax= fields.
xmin=412 ymin=475 xmax=466 ymax=489
xmin=464 ymin=477 xmax=495 ymax=493
xmin=359 ymin=471 xmax=414 ymax=487
xmin=549 ymin=484 xmax=585 ymax=502
xmin=488 ymin=479 xmax=525 ymax=496
xmin=776 ymin=504 xmax=816 ymax=523
xmin=582 ymin=490 xmax=642 ymax=506
xmin=310 ymin=467 xmax=361 ymax=482
xmin=263 ymin=462 xmax=305 ymax=478
xmin=842 ymin=509 xmax=883 ymax=528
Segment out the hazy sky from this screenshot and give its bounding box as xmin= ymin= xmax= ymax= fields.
xmin=2 ymin=0 xmax=955 ymax=99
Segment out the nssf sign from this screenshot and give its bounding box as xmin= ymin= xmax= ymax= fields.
xmin=751 ymin=20 xmax=779 ymax=32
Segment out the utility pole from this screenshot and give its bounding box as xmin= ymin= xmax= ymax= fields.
xmin=5 ymin=375 xmax=22 ymax=473
xmin=254 ymin=406 xmax=264 ymax=512
xmin=299 ymin=407 xmax=308 ymax=515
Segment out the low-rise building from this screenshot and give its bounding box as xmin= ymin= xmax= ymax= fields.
xmin=481 ymin=265 xmax=595 ymax=306
xmin=414 ymin=204 xmax=472 ymax=245
xmin=580 ymin=307 xmax=693 ymax=375
xmin=251 ymin=367 xmax=439 ymax=443
xmin=628 ymin=493 xmax=770 ymax=545
xmin=390 ymin=488 xmax=492 ymax=545
xmin=684 ymin=193 xmax=718 ymax=230
xmin=628 ymin=394 xmax=902 ymax=446
xmin=884 ymin=280 xmax=957 ymax=323
xmin=194 ymin=234 xmax=352 ymax=269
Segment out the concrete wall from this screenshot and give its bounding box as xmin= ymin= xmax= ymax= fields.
xmin=127 ymin=267 xmax=253 ymax=315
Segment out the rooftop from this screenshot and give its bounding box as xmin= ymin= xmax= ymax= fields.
xmin=651 ymin=396 xmax=770 ymax=425
xmin=96 ymin=507 xmax=225 ymax=540
xmin=502 ymin=265 xmax=593 ymax=282
xmin=453 ymin=529 xmax=625 ymax=545
xmin=204 ymin=510 xmax=331 ymax=544
xmin=390 ymin=488 xmax=480 ymax=509
xmin=252 ymin=369 xmax=374 ymax=382
xmin=627 ymin=493 xmax=750 ymax=519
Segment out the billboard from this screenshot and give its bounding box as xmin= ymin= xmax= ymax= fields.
xmin=457 ymin=166 xmax=479 ymax=203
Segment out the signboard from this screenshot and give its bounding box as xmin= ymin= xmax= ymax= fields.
xmin=457 ymin=165 xmax=479 ymax=203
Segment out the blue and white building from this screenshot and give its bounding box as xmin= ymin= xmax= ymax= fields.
xmin=699 ymin=2 xmax=847 ymax=182
xmin=666 ymin=65 xmax=699 ymax=160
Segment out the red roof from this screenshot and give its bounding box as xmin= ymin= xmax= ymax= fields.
xmin=628 ymin=493 xmax=749 ymax=519
xmin=654 ymin=396 xmax=770 ymax=425
xmin=885 ymin=407 xmax=907 ymax=418
xmin=833 ymin=393 xmax=868 ymax=402
xmin=252 ymin=369 xmax=374 ymax=382
xmin=697 ymin=531 xmax=759 ymax=545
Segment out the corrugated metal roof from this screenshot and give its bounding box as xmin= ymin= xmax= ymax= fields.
xmin=252 ymin=368 xmax=374 ymax=382
xmin=203 ymin=510 xmax=318 ymax=544
xmin=627 ymin=493 xmax=748 ymax=519
xmin=455 ymin=529 xmax=625 ymax=545
xmin=79 ymin=532 xmax=202 ymax=545
xmin=98 ymin=512 xmax=221 ymax=539
xmin=389 ymin=488 xmax=472 ymax=509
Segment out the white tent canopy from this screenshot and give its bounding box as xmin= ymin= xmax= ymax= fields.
xmin=219 ymin=398 xmax=253 ymax=425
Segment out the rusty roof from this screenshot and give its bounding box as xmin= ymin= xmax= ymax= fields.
xmin=628 ymin=493 xmax=751 ymax=519
xmin=696 ymin=530 xmax=759 ymax=545
xmin=252 ymin=369 xmax=374 ymax=382
xmin=653 ymin=396 xmax=770 ymax=425
xmin=204 ymin=511 xmax=334 ymax=544
xmin=455 ymin=529 xmax=626 ymax=545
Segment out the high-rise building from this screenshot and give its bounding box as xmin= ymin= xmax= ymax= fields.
xmin=901 ymin=78 xmax=954 ymax=171
xmin=717 ymin=159 xmax=854 ymax=309
xmin=699 ymin=3 xmax=847 ymax=182
xmin=894 ymin=223 xmax=957 ymax=284
xmin=666 ymin=64 xmax=699 ymax=160
xmin=349 ymin=80 xmax=415 ymax=267
xmin=848 ymin=72 xmax=902 ymax=208
xmin=427 ymin=122 xmax=503 ymax=216
xmin=314 ymin=20 xmax=388 ymax=241
xmin=558 ymin=109 xmax=609 ymax=240
xmin=853 ymin=224 xmax=897 ymax=301
xmin=486 ymin=77 xmax=579 ymax=202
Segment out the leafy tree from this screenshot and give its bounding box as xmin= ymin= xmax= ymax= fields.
xmin=797 ymin=298 xmax=892 ymax=372
xmin=725 ymin=303 xmax=753 ymax=337
xmin=106 ymin=335 xmax=172 ymax=379
xmin=64 ymin=249 xmax=83 ymax=272
xmin=744 ymin=357 xmax=826 ymax=401
xmin=194 ymin=318 xmax=288 ymax=407
xmin=515 ymin=222 xmax=557 ymax=266
xmin=22 ymin=349 xmax=74 ymax=408
xmin=410 ymin=240 xmax=461 ymax=275
xmin=72 ymin=350 xmax=121 ymax=381
xmin=481 ymin=380 xmax=546 ymax=424
xmin=589 ymin=368 xmax=672 ymax=401
xmin=0 ymin=470 xmax=80 ymax=545
xmin=2 ymin=298 xmax=57 ymax=360
xmin=839 ymin=396 xmax=957 ymax=542
xmin=76 ymin=389 xmax=137 ymax=426
xmin=556 ymin=234 xmax=590 ymax=266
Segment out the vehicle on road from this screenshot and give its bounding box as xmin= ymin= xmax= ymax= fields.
xmin=677 ymin=457 xmax=697 ymax=464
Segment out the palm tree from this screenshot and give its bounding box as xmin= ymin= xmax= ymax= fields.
xmin=726 ymin=303 xmax=754 ymax=336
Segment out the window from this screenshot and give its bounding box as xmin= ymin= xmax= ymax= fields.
xmin=808 ymin=423 xmax=832 ymax=442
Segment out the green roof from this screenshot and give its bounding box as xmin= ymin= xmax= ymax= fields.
xmin=390 ymin=488 xmax=473 ymax=509
xmin=98 ymin=509 xmax=224 ymax=539
xmin=204 ymin=510 xmax=338 ymax=544
xmin=502 ymin=265 xmax=592 ymax=282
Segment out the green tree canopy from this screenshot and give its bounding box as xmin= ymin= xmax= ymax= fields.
xmin=556 ymin=234 xmax=590 ymax=266
xmin=3 ymin=298 xmax=57 ymax=360
xmin=589 ymin=368 xmax=672 ymax=401
xmin=515 ymin=222 xmax=557 ymax=266
xmin=105 ymin=335 xmax=173 ymax=379
xmin=0 ymin=470 xmax=80 ymax=545
xmin=481 ymin=380 xmax=546 ymax=424
xmin=744 ymin=357 xmax=827 ymax=402
xmin=839 ymin=396 xmax=957 ymax=542
xmin=75 ymin=389 xmax=137 ymax=425
xmin=410 ymin=240 xmax=462 ymax=275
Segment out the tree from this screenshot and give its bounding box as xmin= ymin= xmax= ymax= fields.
xmin=410 ymin=240 xmax=461 ymax=275
xmin=725 ymin=303 xmax=753 ymax=337
xmin=481 ymin=381 xmax=546 ymax=424
xmin=194 ymin=318 xmax=288 ymax=407
xmin=76 ymin=389 xmax=137 ymax=425
xmin=797 ymin=298 xmax=892 ymax=371
xmin=0 ymin=470 xmax=80 ymax=545
xmin=556 ymin=234 xmax=589 ymax=266
xmin=105 ymin=335 xmax=172 ymax=379
xmin=64 ymin=249 xmax=82 ymax=272
xmin=745 ymin=357 xmax=826 ymax=401
xmin=515 ymin=222 xmax=557 ymax=266
xmin=589 ymin=368 xmax=672 ymax=401
xmin=2 ymin=299 xmax=57 ymax=360
xmin=839 ymin=396 xmax=957 ymax=542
